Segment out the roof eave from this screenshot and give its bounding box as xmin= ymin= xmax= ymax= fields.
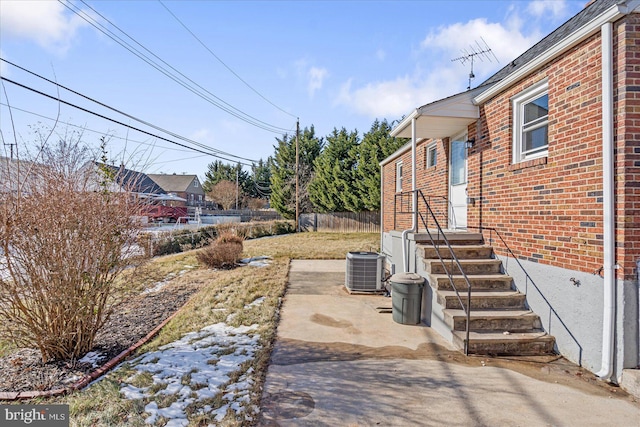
xmin=389 ymin=109 xmax=420 ymax=138
xmin=474 ymin=1 xmax=635 ymax=104
xmin=380 ymin=141 xmax=412 ymax=167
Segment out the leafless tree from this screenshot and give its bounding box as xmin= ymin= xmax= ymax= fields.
xmin=206 ymin=179 xmax=240 ymax=210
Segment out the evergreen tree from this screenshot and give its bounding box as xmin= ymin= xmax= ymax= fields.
xmin=353 ymin=119 xmax=407 ymax=211
xmin=270 ymin=126 xmax=323 ymax=219
xmin=309 ymin=127 xmax=360 ymax=212
xmin=250 ymin=158 xmax=271 ymax=200
xmin=203 ymin=160 xmax=252 ymax=201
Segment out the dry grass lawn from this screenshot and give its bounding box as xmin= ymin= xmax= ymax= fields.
xmin=22 ymin=232 xmax=378 ymax=426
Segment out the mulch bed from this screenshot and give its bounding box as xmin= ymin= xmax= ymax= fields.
xmin=0 ymin=281 xmax=201 ymax=394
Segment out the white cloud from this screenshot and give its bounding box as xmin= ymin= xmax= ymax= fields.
xmin=527 ymin=0 xmax=569 ymax=19
xmin=0 ymin=1 xmax=90 ymax=53
xmin=336 ymin=66 xmax=469 ymax=119
xmin=376 ymin=49 xmax=386 ymax=61
xmin=293 ymin=59 xmax=329 ymax=98
xmin=307 ymin=66 xmax=328 ymax=98
xmin=421 ymin=17 xmax=541 ymax=72
xmin=335 ymin=3 xmax=569 ymax=119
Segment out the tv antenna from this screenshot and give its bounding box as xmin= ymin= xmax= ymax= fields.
xmin=451 ymin=38 xmax=499 ymax=90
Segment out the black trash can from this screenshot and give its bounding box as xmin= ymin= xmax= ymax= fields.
xmin=390 ymin=273 xmax=425 ymax=325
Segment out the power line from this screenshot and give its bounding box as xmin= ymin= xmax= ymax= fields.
xmin=0 ymin=102 xmax=196 ymax=154
xmin=1 ymin=76 xmax=255 ymax=167
xmin=158 ymin=0 xmax=296 ymax=119
xmin=60 ymin=0 xmax=293 ymax=135
xmin=1 ymin=58 xmax=258 ymax=163
xmin=151 ymin=154 xmax=210 ymax=166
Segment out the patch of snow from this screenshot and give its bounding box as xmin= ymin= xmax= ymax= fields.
xmin=143 ymin=279 xmax=171 ymax=294
xmin=121 ymin=384 xmax=148 ymax=400
xmin=240 ymin=255 xmax=272 ymax=268
xmin=62 ymin=374 xmax=82 ymax=384
xmin=118 ymin=322 xmax=261 ymax=425
xmin=122 ymin=244 xmax=145 ymax=259
xmin=142 ymin=269 xmax=192 ymax=294
xmin=79 ymin=351 xmax=106 ymax=368
xmin=244 ymin=297 xmax=265 ymax=309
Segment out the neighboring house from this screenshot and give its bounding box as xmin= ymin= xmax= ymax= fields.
xmin=147 ymin=173 xmax=206 ymax=207
xmin=96 ymin=163 xmax=165 ymax=196
xmin=380 ymin=0 xmax=638 ymax=385
xmin=0 ymin=156 xmax=28 ymax=194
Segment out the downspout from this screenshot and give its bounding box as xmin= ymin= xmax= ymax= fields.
xmin=401 ymin=117 xmax=418 ymax=272
xmin=596 ymin=21 xmax=616 ymax=381
xmin=380 ymin=162 xmax=384 ymax=255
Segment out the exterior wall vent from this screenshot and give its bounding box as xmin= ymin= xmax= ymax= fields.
xmin=345 ymin=251 xmax=384 ymax=292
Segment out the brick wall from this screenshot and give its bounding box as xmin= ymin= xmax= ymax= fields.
xmin=469 ymin=15 xmax=640 ymax=280
xmin=382 ymin=138 xmax=449 ymax=232
xmin=470 ymin=29 xmax=605 ymax=276
xmin=384 ymin=14 xmax=640 ymax=281
xmin=614 ymin=15 xmax=640 ymax=281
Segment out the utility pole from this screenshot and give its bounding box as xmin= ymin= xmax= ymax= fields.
xmin=295 ymin=118 xmax=300 ymax=232
xmin=3 ymin=141 xmax=16 ymax=160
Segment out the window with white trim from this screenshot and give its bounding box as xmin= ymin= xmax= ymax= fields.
xmin=396 ymin=161 xmax=403 ymax=193
xmin=513 ymin=81 xmax=549 ymax=163
xmin=426 ymin=143 xmax=437 ymax=168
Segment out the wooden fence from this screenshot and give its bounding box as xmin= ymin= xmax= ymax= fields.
xmin=299 ymin=211 xmax=380 ymax=233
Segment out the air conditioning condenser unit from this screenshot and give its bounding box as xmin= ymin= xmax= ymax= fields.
xmin=345 ymin=251 xmax=384 ymax=292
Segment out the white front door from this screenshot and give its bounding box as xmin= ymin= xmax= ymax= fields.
xmin=449 ymin=137 xmax=467 ymax=230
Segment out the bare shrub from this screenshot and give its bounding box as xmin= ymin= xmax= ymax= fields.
xmin=0 ymin=130 xmax=146 ymax=362
xmin=196 ymin=232 xmax=243 ymax=269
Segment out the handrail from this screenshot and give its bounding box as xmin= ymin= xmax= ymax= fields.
xmin=414 ymin=190 xmax=473 ymax=355
xmin=467 ymin=225 xmax=583 ymax=361
xmin=393 ymin=190 xmax=473 ymax=354
xmin=394 ymin=192 xmax=449 ymax=231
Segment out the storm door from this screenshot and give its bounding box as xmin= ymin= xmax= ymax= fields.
xmin=449 ymin=136 xmax=468 ymax=230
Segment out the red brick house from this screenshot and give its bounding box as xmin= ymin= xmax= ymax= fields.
xmin=380 ymin=0 xmax=638 ymax=386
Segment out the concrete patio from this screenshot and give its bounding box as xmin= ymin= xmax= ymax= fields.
xmin=259 ymin=259 xmax=639 ymax=426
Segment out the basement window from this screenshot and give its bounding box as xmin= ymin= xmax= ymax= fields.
xmin=513 ymin=80 xmax=549 ymax=163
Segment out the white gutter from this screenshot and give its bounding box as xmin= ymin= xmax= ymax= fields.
xmin=401 ymin=117 xmax=418 ymax=272
xmin=596 ymin=21 xmax=616 ymax=381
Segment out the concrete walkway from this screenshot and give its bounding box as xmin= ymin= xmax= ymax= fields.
xmin=259 ymin=260 xmax=640 ymax=426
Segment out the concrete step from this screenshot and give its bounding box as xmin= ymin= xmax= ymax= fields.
xmin=452 ymin=330 xmax=556 ymax=356
xmin=428 ymin=273 xmax=513 ymax=291
xmin=418 ymin=244 xmax=493 ymax=260
xmin=423 ymin=258 xmax=503 ymax=275
xmin=414 ymin=232 xmax=484 ymax=246
xmin=437 ymin=290 xmax=526 ymax=310
xmin=443 ymin=309 xmax=542 ymax=332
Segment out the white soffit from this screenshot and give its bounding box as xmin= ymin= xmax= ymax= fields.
xmin=390 ymin=89 xmax=481 ymax=139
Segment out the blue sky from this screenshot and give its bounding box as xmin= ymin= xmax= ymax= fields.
xmin=0 ymin=0 xmax=585 ymax=178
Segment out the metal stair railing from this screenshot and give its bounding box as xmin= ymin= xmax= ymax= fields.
xmin=394 ymin=192 xmax=450 ymax=231
xmin=414 ymin=190 xmax=473 ymax=355
xmin=467 ymin=225 xmax=582 ymax=359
